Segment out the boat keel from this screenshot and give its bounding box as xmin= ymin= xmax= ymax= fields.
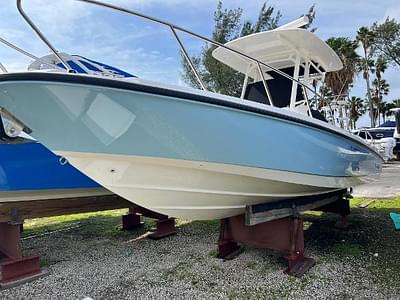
xmin=0 ymin=222 xmax=48 ymax=289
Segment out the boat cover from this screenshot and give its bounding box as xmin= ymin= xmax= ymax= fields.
xmin=28 ymin=53 xmax=136 ymax=78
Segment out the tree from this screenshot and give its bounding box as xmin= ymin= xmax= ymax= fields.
xmin=384 ymin=99 xmax=400 ymax=121
xmin=393 ymin=99 xmax=400 ymax=108
xmin=324 ymin=37 xmax=359 ymax=100
xmin=181 ymin=1 xmax=315 ymax=97
xmin=301 ymin=4 xmax=317 ymax=32
xmin=370 ymin=57 xmax=389 ymax=125
xmin=371 ymin=18 xmax=400 ymax=67
xmin=371 ymin=78 xmax=390 ymax=125
xmin=347 ymin=96 xmax=365 ymax=129
xmin=356 ymin=26 xmax=375 ymax=127
xmin=379 ymin=101 xmax=395 ymax=124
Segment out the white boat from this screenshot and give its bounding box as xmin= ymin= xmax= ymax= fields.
xmin=0 ymin=1 xmax=384 ymax=220
xmin=353 ymin=108 xmax=400 ymax=161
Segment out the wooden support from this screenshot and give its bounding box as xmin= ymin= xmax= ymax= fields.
xmin=0 ymin=195 xmax=132 ymax=222
xmin=246 ymin=189 xmax=347 ymax=225
xmin=122 ymin=207 xmax=144 ymax=230
xmin=121 ymin=205 xmax=177 ymax=239
xmin=217 ymin=215 xmax=315 ymax=277
xmin=148 ymin=218 xmax=177 ymax=240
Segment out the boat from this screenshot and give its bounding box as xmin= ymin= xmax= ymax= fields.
xmin=0 ymin=37 xmax=123 ymax=203
xmin=352 ymin=108 xmax=400 ymax=161
xmin=0 ymin=0 xmax=384 ymax=220
xmin=0 ymin=135 xmax=111 ymax=203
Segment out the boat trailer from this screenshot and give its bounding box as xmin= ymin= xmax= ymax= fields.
xmin=0 ymin=196 xmax=176 ymax=289
xmin=217 ymin=189 xmax=351 ymax=277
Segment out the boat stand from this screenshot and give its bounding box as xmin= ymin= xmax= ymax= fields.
xmin=122 ymin=206 xmax=176 ymax=239
xmin=0 ymin=194 xmax=131 ymax=288
xmin=217 ymin=215 xmax=315 ymax=277
xmin=217 ymin=190 xmax=350 ymax=277
xmin=0 ymin=221 xmax=48 ymax=289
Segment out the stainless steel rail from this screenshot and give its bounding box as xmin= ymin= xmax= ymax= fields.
xmin=0 ymin=36 xmax=66 ymax=71
xmin=16 ymin=0 xmax=73 ymax=72
xmin=0 ymin=36 xmax=38 ymax=61
xmin=16 ymin=0 xmax=321 ymax=106
xmin=0 ymin=62 xmax=7 ymax=73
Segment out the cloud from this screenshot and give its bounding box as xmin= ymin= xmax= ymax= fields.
xmin=2 ymin=0 xmax=400 ymax=93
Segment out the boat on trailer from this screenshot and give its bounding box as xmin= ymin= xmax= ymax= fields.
xmin=0 ymin=0 xmax=384 ymax=220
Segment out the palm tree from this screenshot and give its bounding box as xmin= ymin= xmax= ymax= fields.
xmin=379 ymin=101 xmax=393 ymax=124
xmin=374 ymin=57 xmax=388 ymax=81
xmin=323 ymin=37 xmax=359 ymax=128
xmin=371 ymin=78 xmax=390 ymax=125
xmin=356 ymin=27 xmax=375 ymax=127
xmin=372 ymin=57 xmax=388 ymax=124
xmin=347 ymin=96 xmax=365 ymax=129
xmin=385 ymin=99 xmax=400 ymax=120
xmin=325 ymin=37 xmax=359 ymax=98
xmin=392 ymin=99 xmax=400 ymax=108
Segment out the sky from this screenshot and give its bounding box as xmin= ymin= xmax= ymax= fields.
xmin=1 ymin=0 xmax=399 ymax=127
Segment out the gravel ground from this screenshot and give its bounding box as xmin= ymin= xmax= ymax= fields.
xmin=1 ymin=208 xmax=399 ymax=300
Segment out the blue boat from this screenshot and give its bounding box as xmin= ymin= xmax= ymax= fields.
xmin=0 ymin=136 xmax=109 ymax=202
xmin=0 ymin=7 xmax=384 ymax=220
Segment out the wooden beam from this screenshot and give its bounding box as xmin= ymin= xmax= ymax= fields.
xmin=0 ymin=195 xmax=133 ymax=222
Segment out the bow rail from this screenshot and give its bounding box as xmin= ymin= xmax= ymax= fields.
xmin=16 ymin=0 xmax=322 ymax=111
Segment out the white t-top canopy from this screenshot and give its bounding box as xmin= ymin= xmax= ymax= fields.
xmin=212 ymin=28 xmax=343 ymax=79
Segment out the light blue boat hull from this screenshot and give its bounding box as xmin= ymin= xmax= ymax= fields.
xmin=0 ymin=75 xmax=382 ymax=177
xmin=0 ymin=73 xmax=384 ymax=219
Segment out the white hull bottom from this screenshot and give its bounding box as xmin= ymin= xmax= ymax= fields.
xmin=0 ymin=187 xmax=112 ymax=203
xmin=57 ymin=152 xmax=370 ymax=220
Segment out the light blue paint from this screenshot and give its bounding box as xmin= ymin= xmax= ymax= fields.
xmin=0 ymin=80 xmax=382 ymax=178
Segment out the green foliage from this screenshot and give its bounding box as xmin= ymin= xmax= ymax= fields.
xmin=371 ymin=18 xmax=400 ymax=67
xmin=181 ymin=1 xmax=315 ymax=97
xmin=392 ymin=99 xmax=400 ymax=108
xmin=347 ymin=96 xmax=365 ymax=129
xmin=371 ymin=78 xmax=390 ymax=124
xmin=325 ymin=37 xmax=359 ymax=96
xmin=356 ymin=26 xmax=376 ymax=127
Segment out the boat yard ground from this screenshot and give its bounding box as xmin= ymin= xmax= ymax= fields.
xmin=0 ymin=196 xmax=399 ymax=300
xmin=353 ymin=161 xmax=400 ymax=198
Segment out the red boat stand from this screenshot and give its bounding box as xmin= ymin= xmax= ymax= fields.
xmin=122 ymin=206 xmax=176 ymax=239
xmin=217 ymin=215 xmax=315 ymax=277
xmin=148 ymin=218 xmax=176 ymax=240
xmin=122 ymin=207 xmax=144 ymax=230
xmin=0 ymin=222 xmax=48 ymax=289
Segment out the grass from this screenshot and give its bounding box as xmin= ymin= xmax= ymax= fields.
xmin=19 ymin=195 xmax=400 ymax=296
xmin=301 ymin=196 xmax=400 ymax=289
xmin=22 ymin=209 xmax=158 ymax=240
xmin=352 ymin=196 xmax=400 ymax=210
